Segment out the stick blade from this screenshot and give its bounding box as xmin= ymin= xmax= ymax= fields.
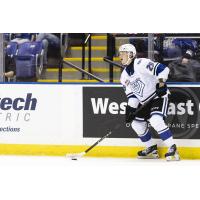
xmin=65 ymin=152 xmax=85 ymax=160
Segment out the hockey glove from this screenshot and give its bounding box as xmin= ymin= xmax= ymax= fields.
xmin=125 ymin=105 xmax=137 ymax=123
xmin=156 ymin=83 xmax=167 ymax=97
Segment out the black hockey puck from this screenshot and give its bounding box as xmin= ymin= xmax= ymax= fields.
xmin=72 ymin=158 xmax=77 ymax=160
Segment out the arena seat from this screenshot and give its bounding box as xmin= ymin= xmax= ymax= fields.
xmin=6 ymin=42 xmax=18 ymax=57
xmin=17 ymin=41 xmax=43 ymax=56
xmin=15 ymin=41 xmax=44 ymax=80
xmin=4 ymin=33 xmax=12 ymax=42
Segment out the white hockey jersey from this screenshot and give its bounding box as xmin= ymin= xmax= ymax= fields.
xmin=120 ymin=58 xmax=169 ymax=108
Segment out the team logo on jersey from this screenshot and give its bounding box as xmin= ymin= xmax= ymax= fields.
xmin=130 ymin=78 xmax=145 ymax=97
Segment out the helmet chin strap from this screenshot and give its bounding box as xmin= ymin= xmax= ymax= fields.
xmin=124 ymin=52 xmax=134 ymax=65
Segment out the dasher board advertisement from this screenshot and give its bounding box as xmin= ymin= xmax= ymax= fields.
xmin=83 ymin=85 xmax=200 ymax=139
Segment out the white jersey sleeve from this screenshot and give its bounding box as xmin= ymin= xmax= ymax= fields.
xmin=120 ymin=69 xmax=140 ymax=108
xmin=137 ymin=58 xmax=169 ymax=81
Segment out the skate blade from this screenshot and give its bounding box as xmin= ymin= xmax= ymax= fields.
xmin=166 ymin=153 xmax=180 ymax=161
xmin=138 ymin=154 xmax=159 ymax=159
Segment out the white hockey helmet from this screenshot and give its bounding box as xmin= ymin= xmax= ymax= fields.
xmin=119 ymin=44 xmax=136 ymax=65
xmin=119 ymin=44 xmax=137 ymax=58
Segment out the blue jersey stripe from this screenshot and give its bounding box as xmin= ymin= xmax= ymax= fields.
xmin=155 ymin=63 xmax=166 ymax=76
xmin=153 ymin=63 xmax=159 ymax=75
xmin=126 ymin=92 xmax=133 ymax=97
xmin=128 ymin=94 xmax=137 ymax=99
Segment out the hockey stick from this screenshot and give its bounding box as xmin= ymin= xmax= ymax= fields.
xmin=103 ymin=57 xmax=124 ymax=69
xmin=126 ymin=93 xmax=157 ymax=127
xmin=66 ymin=124 xmax=121 ymax=160
xmin=66 ymin=94 xmax=157 ymax=160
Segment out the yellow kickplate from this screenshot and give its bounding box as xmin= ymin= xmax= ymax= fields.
xmin=0 ymin=144 xmax=199 ymax=159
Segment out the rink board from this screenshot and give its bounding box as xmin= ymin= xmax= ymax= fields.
xmin=0 ymin=83 xmax=200 ymax=159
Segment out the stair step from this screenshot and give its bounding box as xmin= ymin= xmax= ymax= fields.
xmin=40 ymin=67 xmax=121 ymax=80
xmin=63 ymin=61 xmax=121 ymax=68
xmin=71 ymin=46 xmax=107 ymax=51
xmin=70 ymin=49 xmax=107 ymax=57
xmin=71 ymin=46 xmax=120 ymax=51
xmin=64 ymin=57 xmax=120 ymax=62
xmin=38 ymin=79 xmax=120 ymax=83
xmin=91 ymin=35 xmax=107 ymax=40
xmin=46 ymin=68 xmax=121 ymax=73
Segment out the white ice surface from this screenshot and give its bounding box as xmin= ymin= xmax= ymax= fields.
xmin=0 ymin=156 xmax=199 ymax=200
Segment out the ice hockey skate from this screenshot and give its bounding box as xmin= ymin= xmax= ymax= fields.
xmin=165 ymin=144 xmax=180 ymax=161
xmin=137 ymin=144 xmax=159 ymax=159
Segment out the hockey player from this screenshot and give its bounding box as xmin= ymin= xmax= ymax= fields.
xmin=119 ymin=43 xmax=180 ymax=161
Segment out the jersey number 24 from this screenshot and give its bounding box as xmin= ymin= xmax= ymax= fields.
xmin=146 ymin=62 xmax=154 ymax=71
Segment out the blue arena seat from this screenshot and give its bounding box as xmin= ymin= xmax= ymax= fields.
xmin=6 ymin=42 xmax=18 ymax=57
xmin=15 ymin=55 xmax=37 ymax=78
xmin=17 ymin=41 xmax=43 ymax=56
xmin=15 ymin=41 xmax=44 ymax=79
xmin=172 ymin=38 xmax=198 ymax=53
xmin=4 ymin=33 xmax=12 ymax=42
